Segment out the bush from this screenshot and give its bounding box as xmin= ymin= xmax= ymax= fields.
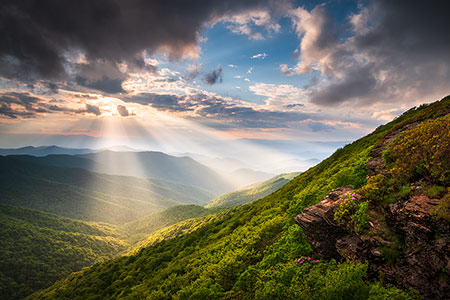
xmin=334 ymin=193 xmax=369 ymax=233
xmin=383 ymin=114 xmax=450 ymax=185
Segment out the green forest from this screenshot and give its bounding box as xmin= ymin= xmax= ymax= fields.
xmin=205 ymin=172 xmax=300 ymax=208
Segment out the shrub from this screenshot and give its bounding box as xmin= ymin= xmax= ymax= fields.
xmin=433 ymin=191 xmax=450 ymax=222
xmin=426 ymin=185 xmax=446 ymax=199
xmin=383 ymin=114 xmax=450 ymax=185
xmin=334 ymin=193 xmax=369 ymax=233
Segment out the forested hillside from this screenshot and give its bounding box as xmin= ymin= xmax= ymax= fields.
xmin=122 ymin=205 xmax=224 ymax=244
xmin=0 ymin=157 xmax=214 ymax=224
xmin=31 ymin=96 xmax=450 ymax=299
xmin=206 ymin=172 xmax=300 ymax=208
xmin=0 ymin=205 xmax=127 ymax=300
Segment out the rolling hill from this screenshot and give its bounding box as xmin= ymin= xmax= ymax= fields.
xmin=0 ymin=204 xmax=127 ymax=300
xmin=122 ymin=204 xmax=226 ymax=244
xmin=30 ymin=93 xmax=450 ymax=299
xmin=206 ymin=172 xmax=300 ymax=208
xmin=77 ymin=151 xmax=236 ymax=195
xmin=0 ymin=156 xmax=215 ymax=224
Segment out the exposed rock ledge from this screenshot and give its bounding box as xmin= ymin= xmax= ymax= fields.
xmin=295 ymin=189 xmax=450 ymax=299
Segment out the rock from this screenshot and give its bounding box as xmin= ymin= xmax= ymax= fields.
xmin=295 ymin=188 xmax=450 ymax=299
xmin=294 ymin=186 xmax=353 ymax=259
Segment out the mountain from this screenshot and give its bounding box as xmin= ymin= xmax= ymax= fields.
xmin=121 ymin=204 xmax=225 ymax=244
xmin=206 ymin=172 xmax=300 ymax=208
xmin=0 ymin=156 xmax=215 ymax=224
xmin=32 ymin=96 xmax=450 ymax=299
xmin=0 ymin=204 xmax=127 ymax=300
xmin=228 ymin=168 xmax=275 ymax=188
xmin=0 ymin=145 xmax=94 ymax=156
xmin=77 ymin=150 xmax=235 ymax=195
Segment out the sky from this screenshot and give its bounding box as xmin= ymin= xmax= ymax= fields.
xmin=1 ymin=0 xmax=450 ymax=172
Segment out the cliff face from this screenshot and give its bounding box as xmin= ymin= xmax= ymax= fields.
xmin=295 ymin=119 xmax=450 ymax=299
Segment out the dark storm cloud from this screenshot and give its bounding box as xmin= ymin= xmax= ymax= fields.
xmin=117 ymin=105 xmax=129 ymax=117
xmin=86 ymin=104 xmax=101 ymax=116
xmin=293 ymin=0 xmax=450 ymax=106
xmin=0 ymin=91 xmax=102 ymax=118
xmin=124 ymin=92 xmax=311 ymax=128
xmin=285 ymin=103 xmax=304 ymax=109
xmin=0 ymin=0 xmax=285 ymax=92
xmin=204 ymin=65 xmax=223 ymax=85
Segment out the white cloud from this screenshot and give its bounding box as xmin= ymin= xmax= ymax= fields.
xmin=280 ymin=64 xmax=295 ymax=76
xmin=251 ymin=53 xmax=268 ymax=59
xmin=219 ymin=9 xmax=281 ymax=40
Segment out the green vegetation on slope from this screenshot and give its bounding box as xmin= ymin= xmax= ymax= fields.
xmin=0 ymin=156 xmax=215 ymax=224
xmin=127 ymin=208 xmax=239 ymax=254
xmin=31 ymin=96 xmax=450 ymax=299
xmin=0 ymin=204 xmax=128 ymax=300
xmin=122 ymin=204 xmax=225 ymax=244
xmin=206 ymin=172 xmax=300 ymax=208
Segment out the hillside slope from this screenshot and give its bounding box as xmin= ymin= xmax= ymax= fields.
xmin=77 ymin=151 xmax=235 ymax=194
xmin=121 ymin=205 xmax=224 ymax=244
xmin=0 ymin=204 xmax=127 ymax=300
xmin=30 ymin=96 xmax=450 ymax=300
xmin=206 ymin=172 xmax=300 ymax=208
xmin=0 ymin=157 xmax=215 ymax=224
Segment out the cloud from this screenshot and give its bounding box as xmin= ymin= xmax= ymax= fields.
xmin=117 ymin=105 xmax=130 ymax=117
xmin=228 ymin=64 xmax=238 ymax=68
xmin=123 ymin=91 xmax=313 ymax=129
xmin=285 ymin=103 xmax=304 ymax=109
xmin=251 ymin=53 xmax=268 ymax=59
xmin=249 ymin=82 xmax=308 ymax=108
xmin=185 ymin=64 xmax=203 ymax=81
xmin=219 ymin=7 xmax=286 ymax=40
xmin=203 ymin=65 xmax=223 ymax=85
xmin=0 ymin=0 xmax=278 ymax=89
xmin=85 ymin=104 xmax=101 ymax=116
xmin=74 ymin=60 xmax=128 ymax=94
xmin=280 ymin=64 xmax=295 ymax=76
xmin=289 ymin=0 xmax=450 ymax=106
xmin=0 ymin=91 xmax=102 ymax=118
xmin=307 ymin=121 xmax=334 ymax=132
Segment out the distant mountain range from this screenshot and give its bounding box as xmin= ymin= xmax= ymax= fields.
xmin=1 ymin=148 xmax=237 ymax=195
xmin=0 ymin=156 xmax=215 ymax=224
xmin=0 ymin=145 xmax=95 ymax=156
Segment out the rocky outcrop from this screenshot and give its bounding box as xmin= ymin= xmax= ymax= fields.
xmin=294 ymin=186 xmax=352 ymax=259
xmin=295 ymin=190 xmax=450 ymax=299
xmin=383 ymin=195 xmax=450 ymax=299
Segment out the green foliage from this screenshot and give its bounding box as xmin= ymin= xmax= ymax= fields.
xmin=206 ymin=172 xmax=300 ymax=208
xmin=358 ymin=174 xmax=390 ymax=205
xmin=122 ymin=204 xmax=224 ymax=244
xmin=383 ymin=114 xmax=450 ymax=185
xmin=0 ymin=204 xmax=128 ymax=300
xmin=30 ymin=95 xmax=450 ymax=300
xmin=426 ymin=185 xmax=446 ymax=199
xmin=379 ymin=235 xmax=405 ymax=265
xmin=433 ymin=191 xmax=450 ymax=222
xmin=334 ymin=193 xmax=369 ymax=233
